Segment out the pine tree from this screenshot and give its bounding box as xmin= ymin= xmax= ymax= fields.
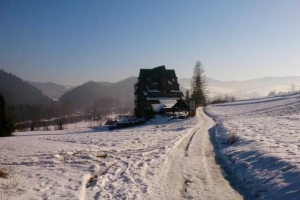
xmin=0 ymin=93 xmax=13 ymax=137
xmin=190 ymin=61 xmax=207 ymax=107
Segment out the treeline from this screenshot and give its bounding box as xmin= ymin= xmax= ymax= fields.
xmin=5 ymin=97 xmax=133 ymax=132
xmin=209 ymin=94 xmax=236 ymax=104
xmin=88 ymin=97 xmax=132 ymax=120
xmin=268 ymin=83 xmax=300 ymax=97
xmin=6 ymin=101 xmax=74 ymax=131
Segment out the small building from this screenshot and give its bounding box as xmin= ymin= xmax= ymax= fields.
xmin=134 ymin=65 xmax=188 ymax=118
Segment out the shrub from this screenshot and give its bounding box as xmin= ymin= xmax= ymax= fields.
xmin=95 ymin=153 xmax=107 ymax=159
xmin=0 ymin=144 xmax=25 ymax=199
xmin=210 ymin=94 xmax=236 ymax=104
xmin=0 ymin=169 xmax=9 ymax=179
xmin=0 ymin=166 xmax=25 ymax=199
xmin=55 ymin=121 xmax=63 ymax=130
xmin=228 ymin=130 xmax=239 ymax=144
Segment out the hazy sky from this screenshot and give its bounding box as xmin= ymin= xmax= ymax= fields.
xmin=1 ymin=0 xmax=300 ymax=86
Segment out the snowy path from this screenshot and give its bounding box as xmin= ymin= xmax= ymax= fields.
xmin=145 ymin=109 xmax=244 ymax=199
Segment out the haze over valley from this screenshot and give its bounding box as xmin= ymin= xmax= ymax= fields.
xmin=2 ymin=68 xmax=300 ymax=108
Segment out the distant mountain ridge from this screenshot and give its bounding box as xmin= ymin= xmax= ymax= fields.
xmin=59 ymin=77 xmax=138 ymax=109
xmin=178 ymin=76 xmax=300 ymax=99
xmin=0 ymin=69 xmax=53 ymax=105
xmin=59 ymin=77 xmax=188 ymax=109
xmin=27 ymin=81 xmax=74 ymax=100
xmin=3 ymin=67 xmax=300 ymax=106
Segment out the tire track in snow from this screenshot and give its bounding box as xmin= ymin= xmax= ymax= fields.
xmin=185 ymin=115 xmax=205 ymax=157
xmin=181 ymin=113 xmax=210 ymax=199
xmin=184 ymin=131 xmax=197 ymax=156
xmin=157 ymin=108 xmax=244 ymax=200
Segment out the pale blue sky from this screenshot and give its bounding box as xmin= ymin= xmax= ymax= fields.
xmin=1 ymin=0 xmax=300 ymax=85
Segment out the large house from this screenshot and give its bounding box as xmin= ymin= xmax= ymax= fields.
xmin=134 ymin=65 xmax=188 ymax=118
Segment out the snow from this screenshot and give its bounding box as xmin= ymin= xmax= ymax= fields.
xmin=146 ymin=97 xmax=180 ymax=100
xmin=5 ymin=91 xmax=300 ymax=199
xmin=205 ymin=93 xmax=300 ymax=199
xmin=0 ymin=110 xmax=244 ymax=200
xmin=151 ymin=100 xmax=177 ymax=112
xmin=151 ymin=104 xmax=163 ymax=112
xmin=159 ymin=99 xmax=177 ymax=108
xmin=0 ymin=113 xmax=193 ymax=199
xmin=146 ymin=85 xmax=160 ymax=92
xmin=152 ymin=110 xmax=244 ymax=200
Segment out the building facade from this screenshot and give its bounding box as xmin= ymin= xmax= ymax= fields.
xmin=134 ymin=65 xmax=184 ymax=117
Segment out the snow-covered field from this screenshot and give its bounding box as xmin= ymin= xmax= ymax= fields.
xmin=0 ymin=112 xmax=200 ymax=199
xmin=4 ymin=93 xmax=299 ymax=200
xmin=205 ymin=93 xmax=300 ymax=199
xmin=1 ymin=109 xmax=246 ymax=200
xmin=0 ymin=116 xmax=191 ymax=199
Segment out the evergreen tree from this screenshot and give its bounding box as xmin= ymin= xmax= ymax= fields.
xmin=185 ymin=89 xmax=190 ymax=100
xmin=190 ymin=61 xmax=207 ymax=106
xmin=0 ymin=93 xmax=13 ymax=137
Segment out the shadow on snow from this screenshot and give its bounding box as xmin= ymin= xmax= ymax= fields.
xmin=208 ymin=126 xmax=254 ymax=200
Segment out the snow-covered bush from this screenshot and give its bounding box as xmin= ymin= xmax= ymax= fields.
xmin=228 ymin=130 xmax=238 ymax=144
xmin=0 ymin=144 xmax=25 ymax=200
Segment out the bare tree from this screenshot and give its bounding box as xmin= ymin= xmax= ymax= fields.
xmin=290 ymin=83 xmax=297 ymax=93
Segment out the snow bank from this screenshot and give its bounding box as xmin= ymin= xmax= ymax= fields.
xmin=205 ymin=93 xmax=300 ymax=199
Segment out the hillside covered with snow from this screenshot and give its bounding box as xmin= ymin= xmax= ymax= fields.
xmin=206 ymin=93 xmax=300 ymax=199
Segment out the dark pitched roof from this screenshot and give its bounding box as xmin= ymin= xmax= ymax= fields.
xmin=139 ymin=69 xmax=152 ymax=78
xmin=138 ymin=65 xmax=177 ymax=79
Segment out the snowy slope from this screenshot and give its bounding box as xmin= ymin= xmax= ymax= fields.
xmin=205 ymin=93 xmax=300 ymax=199
xmin=0 ymin=115 xmax=198 ymax=199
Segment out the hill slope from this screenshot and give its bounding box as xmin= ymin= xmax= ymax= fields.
xmin=27 ymin=81 xmax=74 ymax=100
xmin=60 ymin=77 xmax=187 ymax=109
xmin=0 ymin=70 xmax=53 ymax=105
xmin=59 ymin=81 xmax=110 ymax=109
xmin=59 ymin=77 xmax=138 ymax=109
